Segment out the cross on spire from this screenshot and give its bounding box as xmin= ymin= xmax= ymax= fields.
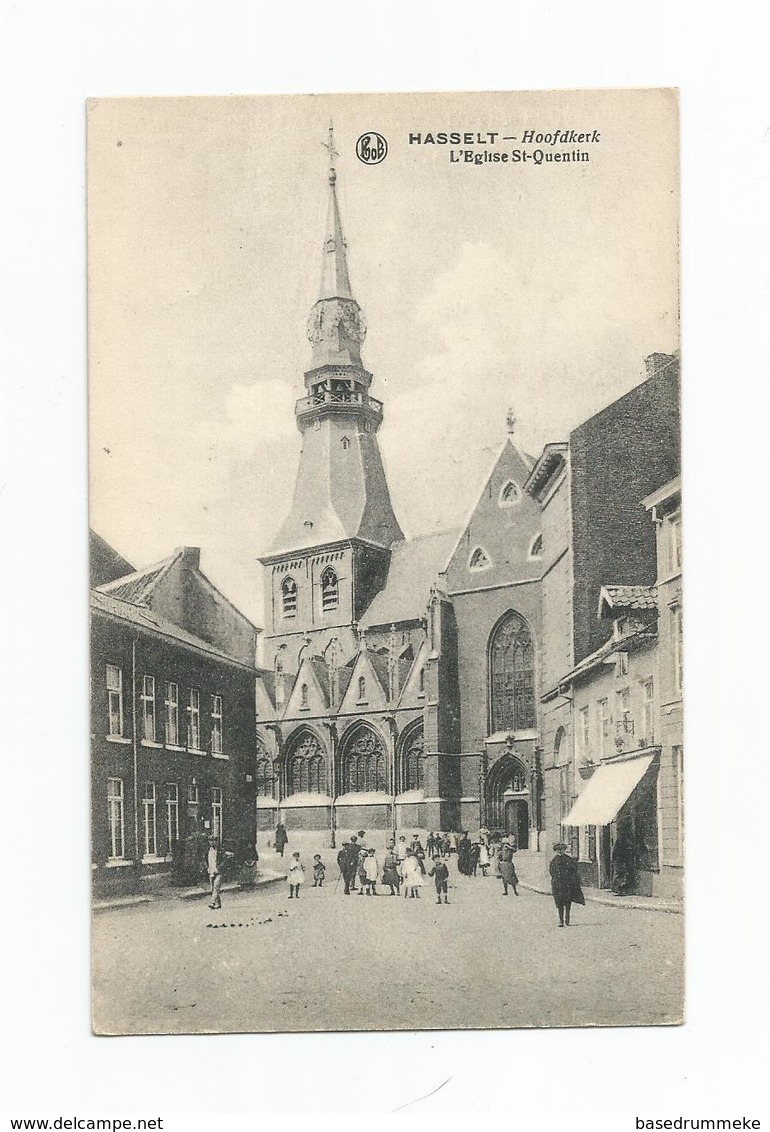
xmin=506 ymin=407 xmax=516 ymax=436
xmin=322 ymin=120 xmax=339 ymax=185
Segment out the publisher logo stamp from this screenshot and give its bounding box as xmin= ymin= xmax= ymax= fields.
xmin=356 ymin=132 xmax=388 ymax=165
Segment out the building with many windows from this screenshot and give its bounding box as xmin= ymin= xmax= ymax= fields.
xmin=90 ymin=542 xmax=260 ymax=896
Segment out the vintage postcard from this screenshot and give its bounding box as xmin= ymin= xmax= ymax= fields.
xmin=88 ymin=89 xmax=682 ymax=1034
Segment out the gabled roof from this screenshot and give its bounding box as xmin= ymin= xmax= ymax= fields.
xmin=96 ymin=551 xmax=179 ymax=603
xmin=599 ymin=584 xmax=658 ymax=618
xmin=91 ymin=590 xmax=258 ymax=671
xmin=543 ymin=624 xmax=657 ymax=698
xmin=359 ymin=529 xmax=460 ymax=629
xmin=524 ymin=441 xmax=569 ymax=499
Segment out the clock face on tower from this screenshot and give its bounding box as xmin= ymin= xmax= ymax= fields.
xmin=307 ymin=298 xmax=367 ymax=345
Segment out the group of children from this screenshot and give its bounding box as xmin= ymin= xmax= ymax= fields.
xmin=286 ymin=833 xmax=452 ymax=904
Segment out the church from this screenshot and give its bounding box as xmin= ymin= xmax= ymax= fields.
xmin=254 ymin=138 xmax=548 ymax=849
xmin=253 ymin=133 xmax=681 ymax=870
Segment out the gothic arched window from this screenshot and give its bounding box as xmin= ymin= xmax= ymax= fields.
xmin=282 ymin=576 xmax=297 ymax=618
xmin=529 ymin=534 xmax=543 ymax=559
xmin=255 ymin=755 xmax=273 ymax=797
xmin=489 ymin=611 xmax=536 ymax=733
xmin=357 ymin=676 xmax=367 ymax=701
xmin=300 ymin=683 xmax=309 ymax=709
xmin=286 ymin=732 xmax=326 ymax=795
xmin=321 ymin=566 xmax=339 ymax=612
xmin=469 ymin=546 xmax=491 ymax=572
xmin=341 ymin=725 xmax=387 ymax=793
xmin=499 ymin=480 xmax=520 ymax=507
xmin=401 ymin=727 xmax=424 ymax=792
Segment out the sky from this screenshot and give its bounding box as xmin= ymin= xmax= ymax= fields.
xmin=88 ymin=89 xmax=679 ymax=627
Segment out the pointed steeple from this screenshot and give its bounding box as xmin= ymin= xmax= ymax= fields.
xmin=264 ymin=125 xmax=403 ymax=559
xmin=306 ymin=123 xmax=367 ymax=374
xmin=320 ymin=123 xmax=353 ymax=300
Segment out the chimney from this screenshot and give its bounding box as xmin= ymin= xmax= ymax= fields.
xmin=644 ymin=353 xmax=677 ymax=380
xmin=176 ymin=546 xmax=201 ymax=569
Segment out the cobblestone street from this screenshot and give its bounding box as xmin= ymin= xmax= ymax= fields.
xmin=93 ymin=853 xmax=683 ymax=1034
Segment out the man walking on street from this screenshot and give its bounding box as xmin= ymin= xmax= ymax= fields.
xmin=207 ymin=835 xmax=225 ymax=909
xmin=549 ymin=842 xmax=585 ymax=926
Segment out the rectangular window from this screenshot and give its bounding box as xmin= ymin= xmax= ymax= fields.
xmin=642 ymin=678 xmax=655 ymax=744
xmin=164 ymin=681 xmax=179 ymax=745
xmin=142 ymin=782 xmax=157 ymax=857
xmin=597 ymin=698 xmax=611 ymax=758
xmin=188 ymin=688 xmax=201 ymax=750
xmin=141 ymin=675 xmax=156 ymax=742
xmin=672 ymin=606 xmax=683 ymax=695
xmin=617 ymin=651 xmax=629 ymax=677
xmin=106 ymin=665 xmax=123 ymax=736
xmin=578 ymin=706 xmax=590 ymax=759
xmin=165 ymin=783 xmax=179 ymax=852
xmin=107 ymin=777 xmax=125 ymax=859
xmin=669 ymin=514 xmax=682 ymax=573
xmin=578 ymin=825 xmax=594 ymax=862
xmin=616 ymin=687 xmax=632 ymax=741
xmin=211 ymin=787 xmax=223 ymax=840
xmin=211 ymin=694 xmax=223 ymax=754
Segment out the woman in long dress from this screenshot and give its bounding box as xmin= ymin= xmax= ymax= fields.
xmin=401 ymin=850 xmax=424 ymax=899
xmin=498 ymin=840 xmax=519 ymax=897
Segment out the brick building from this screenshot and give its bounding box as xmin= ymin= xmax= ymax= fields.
xmin=91 ymin=542 xmax=260 ymax=897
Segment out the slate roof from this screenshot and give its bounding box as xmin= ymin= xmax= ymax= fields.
xmin=359 ymin=529 xmax=460 ymax=629
xmin=91 ymin=590 xmax=258 ymax=670
xmin=600 ymin=585 xmax=658 ymax=612
xmin=96 ymin=552 xmax=178 ymax=603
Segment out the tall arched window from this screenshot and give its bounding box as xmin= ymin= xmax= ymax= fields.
xmin=282 ymin=576 xmax=297 ymax=618
xmin=285 ymin=732 xmax=326 ymax=795
xmin=300 ymin=683 xmax=309 ymax=709
xmin=357 ymin=676 xmax=367 ymax=701
xmin=341 ymin=724 xmax=387 ymax=793
xmin=401 ymin=726 xmax=424 ymax=792
xmin=255 ymin=755 xmax=273 ymax=797
xmin=321 ymin=566 xmax=338 ymax=612
xmin=489 ymin=611 xmax=536 ymax=733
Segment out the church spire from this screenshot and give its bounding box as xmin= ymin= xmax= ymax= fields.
xmin=306 ymin=124 xmax=367 ymax=374
xmin=319 ymin=122 xmax=353 ymax=300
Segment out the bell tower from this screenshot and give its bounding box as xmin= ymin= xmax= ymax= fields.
xmin=260 ymin=124 xmax=404 ymax=672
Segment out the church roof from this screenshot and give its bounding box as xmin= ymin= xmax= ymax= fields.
xmin=359 ymin=529 xmax=460 ymax=629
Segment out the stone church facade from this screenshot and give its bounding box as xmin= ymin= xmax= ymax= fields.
xmin=253 ymin=137 xmax=680 ymax=862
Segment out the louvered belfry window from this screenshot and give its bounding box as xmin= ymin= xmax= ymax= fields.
xmin=321 ymin=566 xmax=338 ymax=612
xmin=490 ymin=612 xmax=536 ymax=732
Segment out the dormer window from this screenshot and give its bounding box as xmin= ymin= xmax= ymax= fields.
xmin=499 ymin=480 xmax=520 ymax=507
xmin=321 ymin=566 xmax=339 ymax=612
xmin=282 ymin=576 xmax=297 ymax=619
xmin=468 ymin=546 xmax=491 ymax=572
xmin=528 ymin=534 xmax=543 ymax=559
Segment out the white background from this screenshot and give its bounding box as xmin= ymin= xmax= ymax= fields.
xmin=1 ymin=0 xmax=769 ymax=1119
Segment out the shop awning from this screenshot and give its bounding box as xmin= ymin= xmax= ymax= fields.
xmin=562 ymin=754 xmax=656 ymax=826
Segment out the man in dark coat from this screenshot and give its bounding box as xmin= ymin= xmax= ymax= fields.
xmin=549 ymin=842 xmax=585 ymax=926
xmin=274 ymin=823 xmax=288 ymax=857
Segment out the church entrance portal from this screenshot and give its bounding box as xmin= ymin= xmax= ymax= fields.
xmin=487 ymin=755 xmax=530 ymax=850
xmin=504 ymin=799 xmax=529 ymax=848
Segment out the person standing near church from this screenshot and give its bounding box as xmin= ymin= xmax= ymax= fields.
xmin=549 ymin=842 xmax=584 ymax=926
xmin=274 ymin=822 xmax=288 ymax=857
xmin=287 ymin=851 xmax=305 ymax=899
